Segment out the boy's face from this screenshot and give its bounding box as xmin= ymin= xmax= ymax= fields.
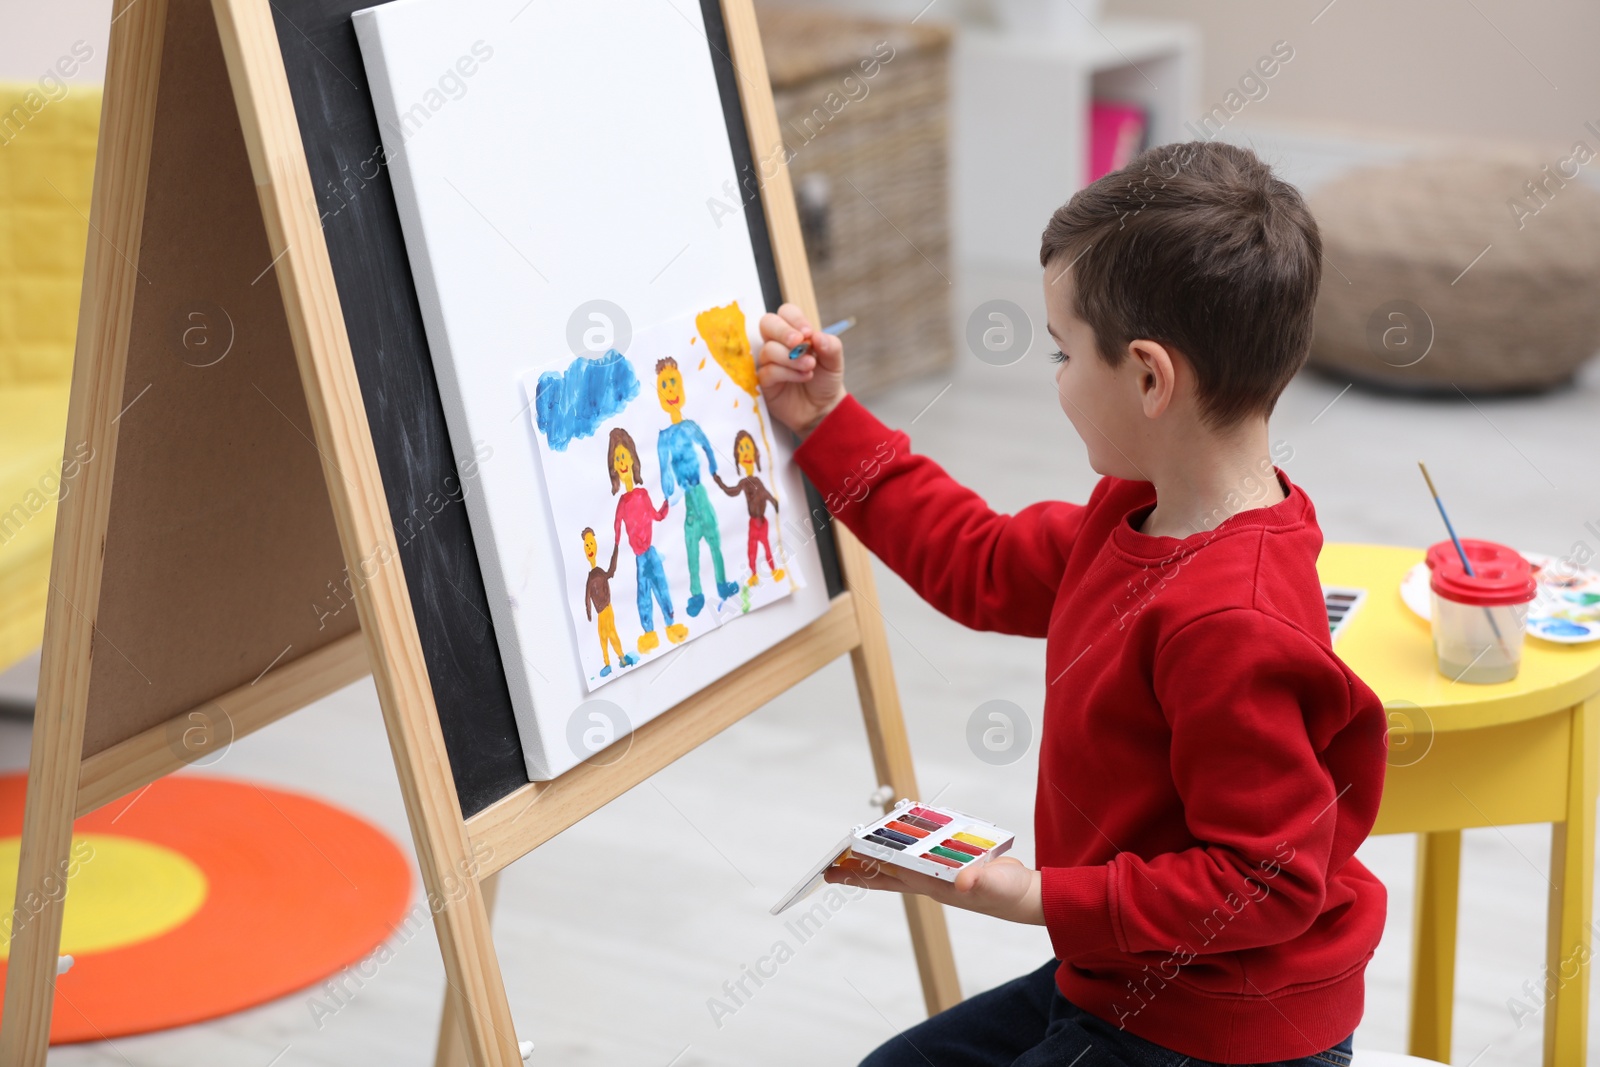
xmin=1043 ymin=262 xmax=1154 ymax=481
xmin=583 ymin=530 xmax=597 ymax=565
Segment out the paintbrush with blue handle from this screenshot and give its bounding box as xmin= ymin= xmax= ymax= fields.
xmin=788 ymin=317 xmax=855 ymax=359
xmin=1419 ymin=461 xmax=1508 ymax=651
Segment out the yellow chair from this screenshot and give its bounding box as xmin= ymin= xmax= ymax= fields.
xmin=0 ymin=82 xmax=100 ymax=673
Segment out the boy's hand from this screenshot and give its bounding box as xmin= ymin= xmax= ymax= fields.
xmin=823 ymin=854 xmax=1045 ymax=926
xmin=757 ymin=303 xmax=846 ymax=439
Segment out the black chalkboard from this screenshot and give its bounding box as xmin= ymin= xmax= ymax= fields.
xmin=270 ymin=0 xmax=842 ymax=817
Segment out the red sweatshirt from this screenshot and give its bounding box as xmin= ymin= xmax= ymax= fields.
xmin=794 ymin=396 xmax=1387 ymax=1061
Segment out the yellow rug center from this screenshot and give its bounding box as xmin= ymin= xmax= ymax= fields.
xmin=0 ymin=833 xmax=207 ymax=959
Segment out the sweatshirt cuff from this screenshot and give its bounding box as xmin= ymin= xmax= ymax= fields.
xmin=791 ymin=395 xmax=904 ymax=521
xmin=1040 ymin=865 xmax=1120 ymax=961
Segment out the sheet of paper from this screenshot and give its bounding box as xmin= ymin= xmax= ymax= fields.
xmin=525 ymin=304 xmax=803 ymax=691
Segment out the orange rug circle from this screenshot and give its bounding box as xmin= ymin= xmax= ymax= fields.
xmin=0 ymin=773 xmax=413 ymax=1044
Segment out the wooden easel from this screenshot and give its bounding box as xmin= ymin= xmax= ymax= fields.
xmin=0 ymin=0 xmax=961 ymax=1063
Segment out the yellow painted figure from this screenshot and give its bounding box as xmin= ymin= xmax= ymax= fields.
xmin=581 ymin=527 xmax=636 ymax=677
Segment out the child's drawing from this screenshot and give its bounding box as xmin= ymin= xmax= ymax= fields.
xmin=609 ymin=426 xmax=687 ymax=655
xmin=696 ymin=301 xmax=798 ymax=593
xmin=714 ymin=430 xmax=784 ymax=587
xmin=533 ymin=348 xmax=639 ymax=452
xmin=580 ymin=527 xmax=637 ymax=677
xmin=522 ymin=301 xmax=805 ymax=691
xmin=655 ymin=357 xmax=742 ymax=616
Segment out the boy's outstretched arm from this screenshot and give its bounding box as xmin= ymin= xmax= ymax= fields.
xmin=757 ymin=303 xmax=1093 ymax=637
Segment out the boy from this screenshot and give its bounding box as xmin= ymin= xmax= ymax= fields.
xmin=755 ymin=141 xmax=1388 ymax=1066
xmin=579 ymin=526 xmax=637 ymax=677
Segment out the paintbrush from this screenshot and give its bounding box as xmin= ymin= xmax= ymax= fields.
xmin=788 ymin=317 xmax=855 ymax=359
xmin=1418 ymin=461 xmax=1509 ymax=652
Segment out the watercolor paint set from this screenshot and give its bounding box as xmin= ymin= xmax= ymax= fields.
xmin=1321 ymin=584 xmax=1368 ymax=642
xmin=771 ymin=799 xmax=1015 ymax=915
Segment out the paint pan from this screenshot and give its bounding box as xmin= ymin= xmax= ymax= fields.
xmin=770 ymin=799 xmax=1015 ymax=915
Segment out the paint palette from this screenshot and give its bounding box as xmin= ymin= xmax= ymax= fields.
xmin=770 ymin=799 xmax=1015 ymax=915
xmin=1400 ymin=551 xmax=1600 ymax=645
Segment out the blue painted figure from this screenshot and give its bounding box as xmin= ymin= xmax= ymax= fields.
xmin=654 ymin=357 xmax=740 ymax=617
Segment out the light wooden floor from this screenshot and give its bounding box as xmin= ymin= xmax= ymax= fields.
xmin=4 ymin=127 xmax=1600 ymax=1064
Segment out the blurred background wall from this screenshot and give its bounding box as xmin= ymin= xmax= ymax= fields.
xmin=1104 ymin=0 xmax=1599 ymax=148
xmin=762 ymin=0 xmax=1599 ymax=150
xmin=0 ymin=1 xmax=111 ymax=83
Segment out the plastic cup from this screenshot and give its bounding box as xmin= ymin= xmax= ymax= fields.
xmin=1426 ymin=540 xmax=1536 ymax=684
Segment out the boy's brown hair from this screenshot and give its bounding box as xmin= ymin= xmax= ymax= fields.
xmin=1039 ymin=140 xmax=1321 ymax=431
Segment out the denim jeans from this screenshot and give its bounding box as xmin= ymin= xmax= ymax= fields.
xmin=859 ymin=959 xmax=1355 ymax=1067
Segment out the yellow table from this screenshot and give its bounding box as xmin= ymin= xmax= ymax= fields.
xmin=1318 ymin=544 xmax=1600 ymax=1066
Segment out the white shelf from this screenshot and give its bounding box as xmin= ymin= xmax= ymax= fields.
xmin=951 ymin=15 xmax=1201 ymax=274
xmin=961 ymin=16 xmax=1195 ymax=69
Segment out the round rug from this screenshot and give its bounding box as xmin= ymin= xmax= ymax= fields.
xmin=0 ymin=773 xmax=413 ymax=1043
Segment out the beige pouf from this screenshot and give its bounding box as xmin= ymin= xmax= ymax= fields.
xmin=1307 ymin=152 xmax=1600 ymax=393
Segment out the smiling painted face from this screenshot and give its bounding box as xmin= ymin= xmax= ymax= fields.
xmin=582 ymin=529 xmax=598 ymax=567
xmin=612 ymin=444 xmax=635 ymax=491
xmin=656 ymin=364 xmax=684 ymax=420
xmin=735 ymin=434 xmax=756 ymax=475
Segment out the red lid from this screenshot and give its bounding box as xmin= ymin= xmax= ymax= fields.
xmin=1429 ymin=552 xmax=1536 ymax=606
xmin=1425 ymin=538 xmax=1520 ymax=573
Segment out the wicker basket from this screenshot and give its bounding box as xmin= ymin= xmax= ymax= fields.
xmin=1307 ymin=152 xmax=1600 ymax=393
xmin=756 ymin=5 xmax=954 ymax=396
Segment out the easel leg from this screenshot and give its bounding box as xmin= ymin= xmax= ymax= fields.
xmin=1409 ymin=829 xmax=1460 ymax=1062
xmin=0 ymin=686 xmax=85 ymax=1065
xmin=396 ymin=798 xmax=520 ymax=1067
xmin=898 ymin=895 xmax=960 ymax=1013
xmin=204 ymin=0 xmax=528 ymax=1058
xmin=436 ymin=872 xmax=502 ymax=1067
xmin=1545 ymin=699 xmax=1597 ymax=1067
xmin=0 ymin=0 xmax=169 ymax=1060
xmin=842 ymin=567 xmax=961 ymax=1014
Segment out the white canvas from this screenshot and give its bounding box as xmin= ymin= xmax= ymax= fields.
xmin=352 ymin=0 xmax=831 ymax=779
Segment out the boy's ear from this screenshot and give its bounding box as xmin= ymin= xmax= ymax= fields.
xmin=1130 ymin=340 xmax=1177 ymax=419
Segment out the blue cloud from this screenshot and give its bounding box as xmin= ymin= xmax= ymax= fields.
xmin=534 ymin=349 xmax=640 ymax=452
